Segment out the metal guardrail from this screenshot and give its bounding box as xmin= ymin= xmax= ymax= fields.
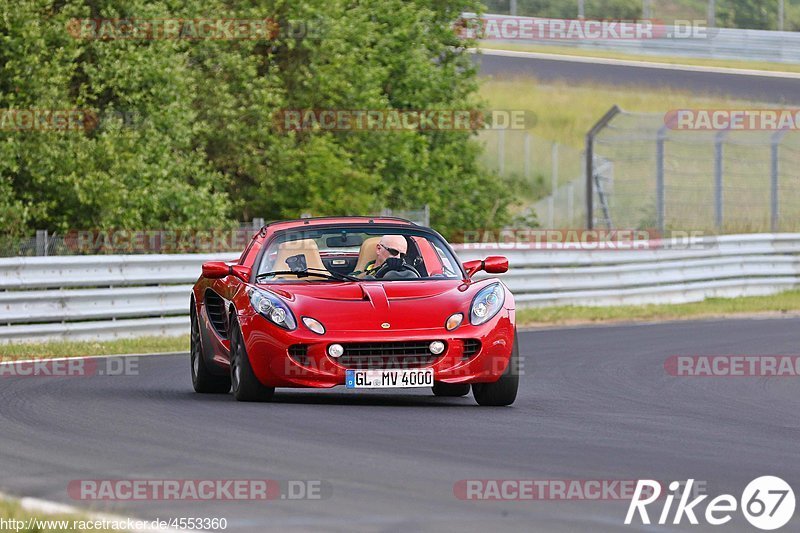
xmin=0 ymin=234 xmax=798 ymax=343
xmin=478 ymin=14 xmax=800 ymax=64
xmin=0 ymin=253 xmax=238 ymax=343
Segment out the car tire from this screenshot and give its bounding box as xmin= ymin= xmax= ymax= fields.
xmin=229 ymin=318 xmax=275 ymax=402
xmin=432 ymin=381 xmax=470 ymax=397
xmin=190 ymin=305 xmax=231 ymax=394
xmin=472 ymin=329 xmax=520 ymax=407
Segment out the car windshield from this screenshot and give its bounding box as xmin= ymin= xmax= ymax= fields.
xmin=256 ymin=226 xmax=463 ymax=282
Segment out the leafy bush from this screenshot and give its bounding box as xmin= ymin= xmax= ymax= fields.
xmin=0 ymin=0 xmax=512 ymax=241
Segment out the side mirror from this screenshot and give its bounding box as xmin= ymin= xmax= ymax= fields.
xmin=484 ymin=256 xmax=509 ymax=274
xmin=201 ymin=262 xmax=252 ymax=282
xmin=462 ymin=259 xmax=483 ymax=278
xmin=202 ymin=261 xmax=230 ymax=279
xmin=231 ymin=265 xmax=252 ymax=282
xmin=462 ymin=256 xmax=509 ymax=278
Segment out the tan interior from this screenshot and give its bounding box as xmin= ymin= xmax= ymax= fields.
xmin=354 ymin=236 xmax=381 ymax=273
xmin=271 ymin=239 xmax=328 ymax=279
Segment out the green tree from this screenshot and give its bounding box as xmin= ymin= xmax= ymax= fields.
xmin=0 ymin=0 xmax=231 ymax=232
xmin=718 ymin=0 xmax=776 ymax=30
xmin=0 ymin=0 xmax=513 ymax=242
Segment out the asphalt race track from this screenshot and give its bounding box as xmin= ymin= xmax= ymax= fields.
xmin=0 ymin=317 xmax=798 ymax=532
xmin=476 ymin=50 xmax=800 ymax=104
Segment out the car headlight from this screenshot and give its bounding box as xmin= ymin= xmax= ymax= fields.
xmin=470 ymin=283 xmax=505 ymax=325
xmin=249 ymin=289 xmax=297 ymax=330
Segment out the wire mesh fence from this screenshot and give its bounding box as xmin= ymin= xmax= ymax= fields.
xmin=476 ymin=129 xmax=586 ymax=227
xmin=590 ymin=110 xmax=800 ymax=233
xmin=476 ymin=108 xmax=800 ymax=233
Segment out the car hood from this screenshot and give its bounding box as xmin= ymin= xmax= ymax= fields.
xmin=254 ymin=280 xmax=478 ymax=332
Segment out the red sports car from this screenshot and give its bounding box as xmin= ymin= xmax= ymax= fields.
xmin=190 ymin=216 xmax=518 ymax=406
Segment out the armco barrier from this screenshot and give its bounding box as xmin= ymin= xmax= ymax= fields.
xmin=0 ymin=234 xmax=798 ymax=343
xmin=0 ymin=253 xmax=238 ymax=343
xmin=475 ymin=14 xmax=800 ymax=64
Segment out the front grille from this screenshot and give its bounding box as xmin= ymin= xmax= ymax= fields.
xmin=462 ymin=339 xmax=481 ymax=359
xmin=288 ymin=344 xmax=310 ymax=366
xmin=337 ymin=341 xmax=444 ymax=369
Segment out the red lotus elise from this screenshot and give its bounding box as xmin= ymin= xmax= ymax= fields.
xmin=190 ymin=216 xmax=518 ymax=406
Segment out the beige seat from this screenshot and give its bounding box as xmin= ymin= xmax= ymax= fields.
xmin=270 ymin=239 xmax=329 ymax=279
xmin=353 ymin=237 xmax=381 ymax=273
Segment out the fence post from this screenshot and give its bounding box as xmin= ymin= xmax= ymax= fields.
xmin=36 ymin=230 xmax=48 ymax=257
xmin=523 ymin=133 xmax=531 ymax=179
xmin=707 ymin=0 xmax=716 ymax=28
xmin=551 ymin=142 xmax=559 ymax=195
xmin=770 ymin=129 xmax=788 ymax=232
xmin=642 ymin=0 xmax=652 ymax=19
xmin=510 ymin=0 xmax=518 ymax=16
xmin=714 ymin=131 xmax=727 ymax=231
xmin=578 ymin=0 xmax=585 ymax=18
xmin=585 ymin=106 xmax=621 ymax=229
xmin=655 ymin=126 xmax=667 ymax=233
xmin=497 ymin=129 xmax=505 ymax=176
xmin=567 ymin=182 xmax=575 ymax=225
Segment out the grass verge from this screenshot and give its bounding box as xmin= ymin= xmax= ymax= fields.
xmin=476 ymin=76 xmax=795 ymax=232
xmin=478 ymin=76 xmax=764 ymax=149
xmin=0 ymin=498 xmax=119 ymax=533
xmin=479 ymin=42 xmax=800 ymax=75
xmin=0 ymin=335 xmax=188 ymax=359
xmin=517 ymin=289 xmax=800 ymax=327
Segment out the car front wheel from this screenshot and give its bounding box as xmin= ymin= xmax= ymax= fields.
xmin=472 ymin=330 xmax=520 ymax=406
xmin=190 ymin=305 xmax=231 ymax=394
xmin=229 ymin=318 xmax=275 ymax=402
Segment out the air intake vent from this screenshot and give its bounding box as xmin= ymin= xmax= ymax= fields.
xmin=462 ymin=339 xmax=481 ymax=359
xmin=204 ymin=290 xmax=228 ymax=339
xmin=288 ymin=345 xmax=310 ymax=366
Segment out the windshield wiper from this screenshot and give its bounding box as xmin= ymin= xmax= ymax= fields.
xmin=256 ymin=268 xmax=359 ymax=282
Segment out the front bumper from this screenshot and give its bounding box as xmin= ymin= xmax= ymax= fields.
xmin=238 ymin=311 xmax=516 ymax=388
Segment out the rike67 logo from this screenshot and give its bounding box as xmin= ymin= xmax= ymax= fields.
xmin=625 ymin=477 xmax=795 ymax=530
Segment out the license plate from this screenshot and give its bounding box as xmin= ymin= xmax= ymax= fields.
xmin=345 ymin=368 xmax=434 ymax=389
